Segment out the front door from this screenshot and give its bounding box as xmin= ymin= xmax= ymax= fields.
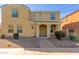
xmin=39 ymin=25 xmax=47 ymax=37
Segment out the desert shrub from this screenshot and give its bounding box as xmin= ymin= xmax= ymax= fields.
xmin=68 ymin=34 xmax=76 ymax=41
xmin=7 ymin=44 xmax=11 ymax=47
xmin=13 ymin=33 xmax=19 ymax=39
xmin=1 ymin=34 xmax=5 ymax=39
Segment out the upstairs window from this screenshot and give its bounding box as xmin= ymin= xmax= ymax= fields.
xmin=11 ymin=9 xmax=18 ymax=18
xmin=8 ymin=25 xmax=14 ymax=33
xmin=17 ymin=25 xmax=23 ymax=33
xmin=50 ymin=14 xmax=56 ymax=20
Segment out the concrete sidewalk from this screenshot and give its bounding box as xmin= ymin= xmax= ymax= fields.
xmin=1 ymin=48 xmax=79 ymax=55
xmin=25 ymin=48 xmax=79 ymax=55
xmin=0 ymin=48 xmax=24 ymax=55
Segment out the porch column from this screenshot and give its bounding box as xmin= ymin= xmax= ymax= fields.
xmin=57 ymin=21 xmax=61 ymax=31
xmin=36 ymin=24 xmax=39 ymax=38
xmin=47 ymin=24 xmax=50 ymax=38
xmin=67 ymin=29 xmax=69 ymax=37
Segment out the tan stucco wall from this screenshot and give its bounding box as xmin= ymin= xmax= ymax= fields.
xmin=0 ymin=29 xmax=2 ymax=36
xmin=31 ymin=12 xmax=60 ymax=21
xmin=1 ymin=5 xmax=34 ymax=37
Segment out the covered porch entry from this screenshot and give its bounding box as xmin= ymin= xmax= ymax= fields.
xmin=36 ymin=22 xmax=58 ymax=38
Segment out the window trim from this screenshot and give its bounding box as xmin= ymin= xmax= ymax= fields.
xmin=50 ymin=13 xmax=56 ymax=20
xmin=8 ymin=25 xmax=14 ymax=33
xmin=17 ymin=25 xmax=23 ymax=33
xmin=11 ymin=9 xmax=18 ymax=18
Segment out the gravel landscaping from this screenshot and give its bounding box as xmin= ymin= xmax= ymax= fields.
xmin=0 ymin=37 xmax=40 ymax=48
xmin=49 ymin=37 xmax=79 ymax=48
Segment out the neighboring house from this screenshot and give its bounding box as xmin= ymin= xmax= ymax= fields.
xmin=0 ymin=4 xmax=61 ymax=38
xmin=61 ymin=10 xmax=79 ymax=36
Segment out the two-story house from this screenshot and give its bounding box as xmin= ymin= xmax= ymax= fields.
xmin=61 ymin=10 xmax=79 ymax=37
xmin=0 ymin=4 xmax=61 ymax=38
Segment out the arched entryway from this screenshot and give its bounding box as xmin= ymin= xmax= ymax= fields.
xmin=39 ymin=24 xmax=47 ymax=37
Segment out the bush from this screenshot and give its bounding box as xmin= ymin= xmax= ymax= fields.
xmin=68 ymin=34 xmax=76 ymax=41
xmin=7 ymin=44 xmax=11 ymax=47
xmin=1 ymin=34 xmax=5 ymax=39
xmin=55 ymin=31 xmax=65 ymax=40
xmin=13 ymin=33 xmax=19 ymax=39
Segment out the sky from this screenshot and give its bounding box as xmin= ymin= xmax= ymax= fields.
xmin=0 ymin=4 xmax=79 ymax=23
xmin=26 ymin=4 xmax=79 ymax=18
